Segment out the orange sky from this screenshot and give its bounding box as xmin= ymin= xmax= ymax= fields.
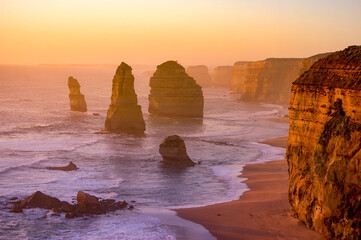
xmin=0 ymin=0 xmax=360 ymax=66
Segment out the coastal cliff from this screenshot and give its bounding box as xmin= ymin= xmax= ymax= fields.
xmin=149 ymin=61 xmax=204 ymax=118
xmin=105 ymin=62 xmax=146 ymax=134
xmin=230 ymin=54 xmax=330 ymax=104
xmin=287 ymin=46 xmax=361 ymax=239
xmin=68 ymin=77 xmax=87 ymax=112
xmin=211 ymin=66 xmax=233 ymax=87
xmin=186 ymin=65 xmax=212 ymax=87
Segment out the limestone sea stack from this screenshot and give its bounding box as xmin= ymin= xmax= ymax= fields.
xmin=211 ymin=66 xmax=233 ymax=87
xmin=105 ymin=62 xmax=146 ymax=134
xmin=68 ymin=76 xmax=87 ymax=112
xmin=149 ymin=61 xmax=204 ymax=118
xmin=230 ymin=61 xmax=251 ymax=93
xmin=186 ymin=65 xmax=212 ymax=87
xmin=287 ymin=46 xmax=361 ymax=239
xmin=159 ymin=135 xmax=196 ymax=166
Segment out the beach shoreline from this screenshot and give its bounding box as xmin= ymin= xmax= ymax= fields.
xmin=175 ymin=136 xmax=321 ymax=240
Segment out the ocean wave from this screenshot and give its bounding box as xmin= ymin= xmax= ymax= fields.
xmin=0 ymin=156 xmax=49 ymax=174
xmin=185 ymin=127 xmax=254 ymax=138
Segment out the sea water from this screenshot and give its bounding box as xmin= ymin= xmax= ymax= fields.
xmin=0 ymin=65 xmax=289 ymax=240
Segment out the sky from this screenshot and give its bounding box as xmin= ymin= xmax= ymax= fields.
xmin=0 ymin=0 xmax=360 ymax=66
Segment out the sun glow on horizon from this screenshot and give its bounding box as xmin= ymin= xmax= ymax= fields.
xmin=0 ymin=0 xmax=361 ymax=66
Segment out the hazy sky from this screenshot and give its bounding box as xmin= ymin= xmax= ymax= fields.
xmin=1 ymin=0 xmax=360 ymax=65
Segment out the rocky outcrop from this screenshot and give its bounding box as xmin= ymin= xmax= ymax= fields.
xmin=211 ymin=66 xmax=233 ymax=87
xmin=68 ymin=77 xmax=87 ymax=112
xmin=105 ymin=62 xmax=146 ymax=134
xmin=10 ymin=191 xmax=129 ymax=218
xmin=186 ymin=65 xmax=212 ymax=87
xmin=287 ymin=46 xmax=361 ymax=239
xmin=159 ymin=135 xmax=195 ymax=166
xmin=149 ymin=61 xmax=204 ymax=118
xmin=46 ymin=161 xmax=78 ymax=171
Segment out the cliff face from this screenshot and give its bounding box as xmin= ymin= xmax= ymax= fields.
xmin=68 ymin=77 xmax=87 ymax=112
xmin=149 ymin=61 xmax=204 ymax=118
xmin=211 ymin=66 xmax=233 ymax=87
xmin=241 ymin=58 xmax=303 ymax=104
xmin=230 ymin=54 xmax=331 ymax=104
xmin=230 ymin=61 xmax=251 ymax=93
xmin=287 ymin=46 xmax=361 ymax=239
xmin=186 ymin=65 xmax=212 ymax=87
xmin=105 ymin=62 xmax=146 ymax=134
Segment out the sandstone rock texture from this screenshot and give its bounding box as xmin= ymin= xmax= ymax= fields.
xmin=287 ymin=46 xmax=361 ymax=239
xmin=68 ymin=76 xmax=87 ymax=112
xmin=211 ymin=66 xmax=233 ymax=87
xmin=149 ymin=61 xmax=204 ymax=118
xmin=186 ymin=65 xmax=212 ymax=87
xmin=159 ymin=135 xmax=195 ymax=166
xmin=105 ymin=62 xmax=146 ymax=134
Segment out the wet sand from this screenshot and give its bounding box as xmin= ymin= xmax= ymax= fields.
xmin=175 ymin=136 xmax=321 ymax=240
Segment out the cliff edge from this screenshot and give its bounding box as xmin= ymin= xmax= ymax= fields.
xmin=287 ymin=46 xmax=361 ymax=239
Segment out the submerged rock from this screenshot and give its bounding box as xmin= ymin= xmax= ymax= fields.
xmin=105 ymin=62 xmax=146 ymax=134
xmin=287 ymin=46 xmax=361 ymax=239
xmin=186 ymin=65 xmax=212 ymax=87
xmin=149 ymin=61 xmax=204 ymax=118
xmin=159 ymin=135 xmax=195 ymax=166
xmin=68 ymin=76 xmax=87 ymax=112
xmin=10 ymin=191 xmax=128 ymax=218
xmin=46 ymin=161 xmax=78 ymax=171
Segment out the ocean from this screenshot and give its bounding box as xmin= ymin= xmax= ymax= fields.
xmin=0 ymin=65 xmax=289 ymax=240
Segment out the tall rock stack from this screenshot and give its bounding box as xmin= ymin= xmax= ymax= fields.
xmin=287 ymin=46 xmax=361 ymax=239
xmin=211 ymin=66 xmax=233 ymax=87
xmin=186 ymin=65 xmax=212 ymax=87
xmin=105 ymin=62 xmax=146 ymax=134
xmin=149 ymin=61 xmax=204 ymax=118
xmin=68 ymin=76 xmax=87 ymax=112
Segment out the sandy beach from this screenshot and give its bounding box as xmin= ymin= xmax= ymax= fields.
xmin=175 ymin=136 xmax=321 ymax=240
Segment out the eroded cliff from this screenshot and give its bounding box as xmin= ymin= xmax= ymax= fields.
xmin=68 ymin=76 xmax=87 ymax=112
xmin=287 ymin=46 xmax=361 ymax=239
xmin=105 ymin=62 xmax=145 ymax=134
xmin=149 ymin=61 xmax=204 ymax=118
xmin=230 ymin=54 xmax=330 ymax=104
xmin=186 ymin=65 xmax=212 ymax=87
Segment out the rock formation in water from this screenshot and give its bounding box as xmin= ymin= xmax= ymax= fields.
xmin=287 ymin=46 xmax=361 ymax=240
xmin=149 ymin=61 xmax=204 ymax=118
xmin=186 ymin=65 xmax=212 ymax=87
xmin=211 ymin=66 xmax=233 ymax=87
xmin=47 ymin=161 xmax=78 ymax=171
xmin=159 ymin=135 xmax=195 ymax=166
xmin=105 ymin=62 xmax=146 ymax=134
xmin=230 ymin=54 xmax=331 ymax=104
xmin=10 ymin=191 xmax=129 ymax=218
xmin=68 ymin=77 xmax=87 ymax=112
